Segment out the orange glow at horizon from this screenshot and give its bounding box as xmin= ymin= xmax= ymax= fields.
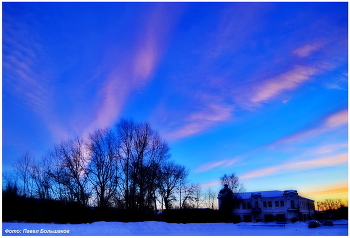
xmin=299 ymin=181 xmax=348 ymax=202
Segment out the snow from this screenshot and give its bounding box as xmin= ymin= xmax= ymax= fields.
xmin=2 ymin=220 xmax=348 ymax=236
xmin=238 ymin=191 xmax=284 ymax=199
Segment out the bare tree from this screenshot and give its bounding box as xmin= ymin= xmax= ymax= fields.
xmin=205 ymin=188 xmax=218 ymax=209
xmin=28 ymin=157 xmax=53 ymax=200
xmin=2 ymin=172 xmax=19 ymax=196
xmin=179 ymin=183 xmax=200 ymax=209
xmin=220 ymin=173 xmax=245 ymax=194
xmin=115 ymin=119 xmax=172 ymax=214
xmin=317 ymin=199 xmax=347 ymax=211
xmin=87 ymin=128 xmax=119 ymax=209
xmin=51 ymin=138 xmax=91 ymax=206
xmin=13 ymin=152 xmax=35 ymax=197
xmin=176 ymin=167 xmax=190 ymax=209
xmin=45 ymin=150 xmax=71 ymax=201
xmin=143 ymin=134 xmax=170 ymax=212
xmin=193 ymin=185 xmax=204 ymax=209
xmin=158 ymin=161 xmax=187 ymax=210
xmin=115 ymin=119 xmax=135 ymax=211
xmin=6 ymin=118 xmax=194 ymax=222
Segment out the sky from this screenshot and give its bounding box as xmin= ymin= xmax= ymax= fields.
xmin=2 ymin=2 xmax=348 ymax=202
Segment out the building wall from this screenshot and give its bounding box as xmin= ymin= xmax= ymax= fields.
xmin=219 ymin=190 xmax=315 ymax=223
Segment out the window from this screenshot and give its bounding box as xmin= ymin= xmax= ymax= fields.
xmin=268 ymin=201 xmax=272 ymax=208
xmin=243 ymin=203 xmax=247 ymax=209
xmin=280 ymin=201 xmax=284 ymax=207
xmin=275 ymin=201 xmax=279 ymax=207
xmin=291 ymin=200 xmax=295 ymax=209
xmin=263 ymin=202 xmax=267 ymax=208
xmin=247 ymin=202 xmax=251 ymax=209
xmin=255 ymin=202 xmax=259 ymax=208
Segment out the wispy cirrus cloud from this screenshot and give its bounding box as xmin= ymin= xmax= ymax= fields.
xmin=164 ymin=102 xmax=233 ymax=140
xmin=3 ymin=37 xmax=50 ymax=114
xmin=162 ymin=63 xmax=322 ymax=141
xmin=240 ymin=153 xmax=347 ymax=180
xmin=324 ymin=109 xmax=348 ymax=128
xmin=152 ymin=4 xmax=345 ymax=141
xmin=210 ymin=3 xmax=272 ymax=59
xmin=293 ymin=41 xmax=325 ymax=58
xmin=3 ymin=15 xmax=71 ymax=141
xmin=82 ymin=4 xmax=182 ymax=138
xmin=199 ymin=181 xmax=221 ymax=188
xmin=249 ymin=65 xmax=319 ymax=104
xmin=276 ymin=108 xmax=348 ymax=144
xmin=195 ymin=157 xmax=240 ymax=173
xmin=310 ymin=143 xmax=348 ymax=155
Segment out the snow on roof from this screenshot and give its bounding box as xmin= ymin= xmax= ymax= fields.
xmin=233 ymin=190 xmax=314 ymax=201
xmin=219 ymin=189 xmax=314 ymax=201
xmin=236 ymin=190 xmax=284 ymax=199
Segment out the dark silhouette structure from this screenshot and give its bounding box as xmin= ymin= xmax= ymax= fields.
xmin=217 ymin=184 xmax=234 ymax=222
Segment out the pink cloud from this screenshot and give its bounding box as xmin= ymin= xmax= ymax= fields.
xmin=241 ymin=153 xmax=348 ymax=180
xmin=147 ymin=6 xmax=341 ymax=142
xmin=250 ymin=65 xmax=318 ymax=103
xmin=82 ymin=4 xmax=181 ymax=138
xmin=293 ymin=41 xmax=325 ymax=58
xmin=164 ymin=103 xmax=233 ymax=140
xmin=188 ymin=103 xmax=232 ymax=122
xmin=324 ymin=109 xmax=348 ymax=128
xmin=199 ymin=181 xmax=221 ymax=188
xmin=82 ymin=75 xmax=129 ymax=138
xmin=195 ymin=157 xmax=241 ymax=173
xmin=132 ymin=3 xmax=181 ymax=85
xmin=164 ymin=122 xmax=211 ymax=140
xmin=277 ymin=109 xmax=348 ymax=144
xmin=161 ymin=64 xmax=320 ymax=140
xmin=133 ymin=44 xmax=157 ymax=81
xmin=311 ymin=143 xmax=348 ymax=155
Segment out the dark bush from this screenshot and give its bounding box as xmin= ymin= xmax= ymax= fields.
xmin=162 ymin=209 xmax=219 ymax=223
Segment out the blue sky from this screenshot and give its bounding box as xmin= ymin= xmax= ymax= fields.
xmin=2 ymin=2 xmax=348 ymax=201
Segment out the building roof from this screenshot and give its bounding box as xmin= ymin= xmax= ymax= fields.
xmin=234 ymin=190 xmax=314 ymax=201
xmin=236 ymin=190 xmax=284 ymax=199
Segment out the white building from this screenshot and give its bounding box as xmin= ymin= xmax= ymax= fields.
xmin=218 ymin=189 xmax=315 ymax=223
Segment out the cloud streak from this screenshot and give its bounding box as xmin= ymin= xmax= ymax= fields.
xmin=159 ymin=36 xmax=334 ymax=141
xmin=293 ymin=41 xmax=325 ymax=58
xmin=2 ymin=15 xmax=71 ymax=141
xmin=195 ymin=157 xmax=240 ymax=172
xmin=82 ymin=4 xmax=181 ymax=138
xmin=3 ymin=42 xmax=50 ymax=114
xmin=277 ymin=108 xmax=348 ymax=144
xmin=298 ymin=181 xmax=348 ymax=200
xmin=249 ymin=65 xmax=318 ymax=104
xmin=240 ymin=153 xmax=347 ymax=180
xmin=165 ymin=102 xmax=233 ymax=140
xmin=303 ymin=188 xmax=348 ymax=197
xmin=164 ymin=63 xmax=322 ymax=141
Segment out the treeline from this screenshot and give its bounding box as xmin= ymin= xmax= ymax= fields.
xmin=3 ymin=119 xmax=218 ymax=222
xmin=315 ymin=199 xmax=348 ymax=220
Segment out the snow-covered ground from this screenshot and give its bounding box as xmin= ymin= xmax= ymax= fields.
xmin=2 ymin=220 xmax=348 ymax=236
